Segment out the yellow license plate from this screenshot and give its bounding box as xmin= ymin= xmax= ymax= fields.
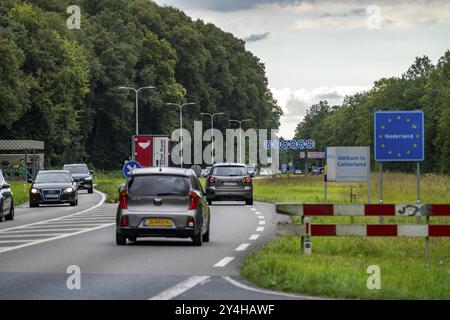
xmin=144 ymin=218 xmax=174 ymax=227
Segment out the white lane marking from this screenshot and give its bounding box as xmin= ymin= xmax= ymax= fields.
xmin=249 ymin=234 xmax=260 ymax=240
xmin=259 ymin=220 xmax=266 ymax=225
xmin=0 ymin=234 xmax=65 ymax=238
xmin=31 ymin=223 xmax=102 ymax=227
xmin=250 ymin=208 xmax=257 ymax=211
xmin=254 ymin=211 xmax=261 ymax=215
xmin=256 ymin=227 xmax=265 ymax=232
xmin=0 ymin=240 xmax=33 ymax=244
xmin=0 ymin=190 xmax=107 ymax=233
xmin=214 ymin=257 xmax=235 ymax=267
xmin=235 ymin=243 xmax=250 ymax=251
xmin=2 ymin=228 xmax=86 ymax=233
xmin=148 ymin=276 xmax=210 ymax=300
xmin=0 ymin=223 xmax=114 ymax=255
xmin=258 ymin=215 xmax=264 ymax=220
xmin=222 ymin=276 xmax=324 ymax=300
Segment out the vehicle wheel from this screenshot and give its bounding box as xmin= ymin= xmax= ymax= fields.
xmin=30 ymin=202 xmax=38 ymax=208
xmin=5 ymin=204 xmax=14 ymax=221
xmin=202 ymin=225 xmax=210 ymax=243
xmin=207 ymin=199 xmax=212 ymax=205
xmin=88 ymin=187 xmax=94 ymax=194
xmin=70 ymin=199 xmax=77 ymax=206
xmin=128 ymin=237 xmax=137 ymax=242
xmin=192 ymin=229 xmax=203 ymax=246
xmin=0 ymin=207 xmax=4 ymax=222
xmin=116 ymin=231 xmax=127 ymax=245
xmin=245 ymin=198 xmax=254 ymax=205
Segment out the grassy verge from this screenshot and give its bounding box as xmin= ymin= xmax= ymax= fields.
xmin=243 ymin=173 xmax=450 ymax=299
xmin=95 ymin=171 xmax=126 ymax=204
xmin=11 ymin=181 xmax=30 ymax=206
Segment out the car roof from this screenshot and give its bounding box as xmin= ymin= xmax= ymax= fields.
xmin=131 ymin=167 xmax=197 ymax=177
xmin=38 ymin=170 xmax=71 ymax=174
xmin=212 ymin=163 xmax=246 ymax=167
xmin=63 ymin=164 xmax=88 ymax=167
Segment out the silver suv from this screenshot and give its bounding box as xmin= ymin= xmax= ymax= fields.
xmin=205 ymin=163 xmax=254 ymax=205
xmin=116 ymin=167 xmax=210 ymax=246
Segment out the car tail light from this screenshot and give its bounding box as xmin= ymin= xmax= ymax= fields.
xmin=187 ymin=216 xmax=195 ymax=228
xmin=189 ymin=190 xmax=200 ymax=210
xmin=120 ymin=215 xmax=128 ymax=227
xmin=119 ymin=189 xmax=128 ymax=209
xmin=242 ymin=177 xmax=252 ymax=183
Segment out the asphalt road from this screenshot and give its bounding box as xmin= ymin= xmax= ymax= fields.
xmin=0 ymin=191 xmax=316 ymax=300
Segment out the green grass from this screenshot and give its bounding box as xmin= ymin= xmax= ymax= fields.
xmin=95 ymin=171 xmax=126 ymax=203
xmin=11 ymin=181 xmax=30 ymax=206
xmin=243 ymin=173 xmax=450 ymax=299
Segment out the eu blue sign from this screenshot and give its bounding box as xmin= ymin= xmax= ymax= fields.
xmin=374 ymin=111 xmax=424 ymax=162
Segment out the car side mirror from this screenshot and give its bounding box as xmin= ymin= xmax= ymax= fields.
xmin=1 ymin=184 xmax=10 ymax=189
xmin=90 ymin=170 xmax=94 ymax=174
xmin=250 ymin=172 xmax=255 ymax=178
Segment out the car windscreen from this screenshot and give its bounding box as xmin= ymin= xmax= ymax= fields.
xmin=35 ymin=173 xmax=72 ymax=183
xmin=128 ymin=175 xmax=190 ymax=197
xmin=65 ymin=166 xmax=89 ymax=174
xmin=212 ymin=166 xmax=247 ymax=176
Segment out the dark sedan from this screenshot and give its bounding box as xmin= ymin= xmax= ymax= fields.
xmin=0 ymin=170 xmax=14 ymax=222
xmin=63 ymin=164 xmax=94 ymax=193
xmin=29 ymin=170 xmax=78 ymax=207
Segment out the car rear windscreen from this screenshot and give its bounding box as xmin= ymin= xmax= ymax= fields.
xmin=212 ymin=166 xmax=247 ymax=176
xmin=128 ymin=175 xmax=190 ymax=197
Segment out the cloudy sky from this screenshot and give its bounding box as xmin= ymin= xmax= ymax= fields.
xmin=153 ymin=0 xmax=450 ymax=138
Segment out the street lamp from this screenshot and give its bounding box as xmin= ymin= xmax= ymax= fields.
xmin=117 ymin=86 xmax=156 ymax=136
xmin=200 ymin=112 xmax=225 ymax=164
xmin=167 ymin=102 xmax=196 ymax=167
xmin=229 ymin=119 xmax=252 ymax=163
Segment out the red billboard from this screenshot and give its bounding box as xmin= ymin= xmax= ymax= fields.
xmin=133 ymin=135 xmax=170 ymax=167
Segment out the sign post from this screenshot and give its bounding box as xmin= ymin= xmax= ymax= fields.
xmin=374 ymin=110 xmax=426 ymax=259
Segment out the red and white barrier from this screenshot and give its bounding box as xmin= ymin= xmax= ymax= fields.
xmin=276 ymin=204 xmax=450 ymax=217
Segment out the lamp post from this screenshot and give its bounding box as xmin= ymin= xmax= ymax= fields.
xmin=117 ymin=86 xmax=156 ymax=136
xmin=200 ymin=112 xmax=225 ymax=164
xmin=166 ymin=102 xmax=196 ymax=167
xmin=229 ymin=119 xmax=251 ymax=163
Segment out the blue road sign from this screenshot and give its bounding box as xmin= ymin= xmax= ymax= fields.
xmin=122 ymin=160 xmax=142 ymax=178
xmin=374 ymin=111 xmax=424 ymax=162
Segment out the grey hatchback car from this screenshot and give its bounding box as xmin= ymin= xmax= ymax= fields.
xmin=116 ymin=167 xmax=210 ymax=246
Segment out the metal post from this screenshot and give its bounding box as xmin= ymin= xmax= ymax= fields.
xmin=211 ymin=116 xmax=214 ymax=164
xmin=180 ymin=107 xmax=183 ymax=168
xmin=324 ymin=174 xmax=328 ymax=202
xmin=135 ymin=90 xmax=139 ymax=136
xmin=379 ymin=162 xmax=384 ymax=224
xmin=239 ymin=123 xmax=242 ymax=163
xmin=416 ymin=162 xmax=422 ymax=224
xmin=368 ymin=152 xmax=371 ymax=204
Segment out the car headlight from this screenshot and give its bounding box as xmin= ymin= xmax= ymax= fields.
xmin=64 ymin=187 xmax=74 ymax=193
xmin=85 ymin=177 xmax=92 ymax=181
xmin=31 ymin=188 xmax=39 ymax=194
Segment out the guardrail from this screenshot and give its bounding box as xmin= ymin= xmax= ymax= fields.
xmin=276 ymin=203 xmax=450 ymax=257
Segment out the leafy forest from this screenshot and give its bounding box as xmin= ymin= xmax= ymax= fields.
xmin=294 ymin=53 xmax=450 ymax=174
xmin=0 ymin=0 xmax=282 ymax=169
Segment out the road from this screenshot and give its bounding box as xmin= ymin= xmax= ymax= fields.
xmin=0 ymin=191 xmax=316 ymax=300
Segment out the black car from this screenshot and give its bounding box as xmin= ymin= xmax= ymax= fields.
xmin=0 ymin=170 xmax=14 ymax=222
xmin=29 ymin=170 xmax=78 ymax=207
xmin=63 ymin=164 xmax=94 ymax=193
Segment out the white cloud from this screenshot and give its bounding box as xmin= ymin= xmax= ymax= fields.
xmin=272 ymin=85 xmax=371 ymax=138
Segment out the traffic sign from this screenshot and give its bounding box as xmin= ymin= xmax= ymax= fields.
xmin=374 ymin=111 xmax=424 ymax=162
xmin=122 ymin=160 xmax=141 ymax=178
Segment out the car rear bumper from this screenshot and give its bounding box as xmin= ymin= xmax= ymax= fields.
xmin=117 ymin=227 xmax=196 ymax=238
xmin=75 ymin=181 xmax=93 ymax=190
xmin=206 ymin=188 xmax=253 ymax=200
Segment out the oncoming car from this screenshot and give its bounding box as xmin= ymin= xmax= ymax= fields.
xmin=29 ymin=170 xmax=78 ymax=207
xmin=63 ymin=164 xmax=94 ymax=193
xmin=116 ymin=167 xmax=210 ymax=246
xmin=205 ymin=163 xmax=253 ymax=205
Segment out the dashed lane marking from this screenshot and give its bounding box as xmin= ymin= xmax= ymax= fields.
xmin=235 ymin=243 xmax=250 ymax=251
xmin=214 ymin=257 xmax=235 ymax=267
